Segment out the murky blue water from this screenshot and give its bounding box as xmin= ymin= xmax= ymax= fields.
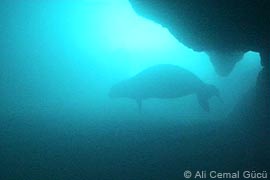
xmin=0 ymin=1 xmax=262 ymax=179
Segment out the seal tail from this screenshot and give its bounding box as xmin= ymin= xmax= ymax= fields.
xmin=197 ymin=93 xmax=210 ymax=112
xmin=196 ymin=84 xmax=220 ymax=112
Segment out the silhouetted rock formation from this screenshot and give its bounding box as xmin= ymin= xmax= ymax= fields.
xmin=129 ymin=0 xmax=270 ymax=75
xmin=129 ymin=0 xmax=270 ymax=167
xmin=227 ymin=67 xmax=270 ymax=167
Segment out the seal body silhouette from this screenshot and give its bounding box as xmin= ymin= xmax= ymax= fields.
xmin=109 ymin=64 xmax=220 ymax=112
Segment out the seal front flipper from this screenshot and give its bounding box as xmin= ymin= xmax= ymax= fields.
xmin=197 ymin=94 xmax=210 ymax=112
xmin=136 ymin=99 xmax=142 ymax=112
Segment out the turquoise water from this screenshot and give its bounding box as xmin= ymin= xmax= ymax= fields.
xmin=0 ymin=1 xmax=262 ymax=179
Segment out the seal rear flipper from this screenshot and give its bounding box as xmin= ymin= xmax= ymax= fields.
xmin=197 ymin=94 xmax=210 ymax=112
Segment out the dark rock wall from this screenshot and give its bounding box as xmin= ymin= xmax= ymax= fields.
xmin=129 ymin=0 xmax=270 ymax=168
xmin=129 ymin=0 xmax=270 ymax=75
xmin=129 ymin=0 xmax=270 ymax=51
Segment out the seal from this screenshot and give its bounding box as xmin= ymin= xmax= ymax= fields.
xmin=109 ymin=64 xmax=221 ymax=111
